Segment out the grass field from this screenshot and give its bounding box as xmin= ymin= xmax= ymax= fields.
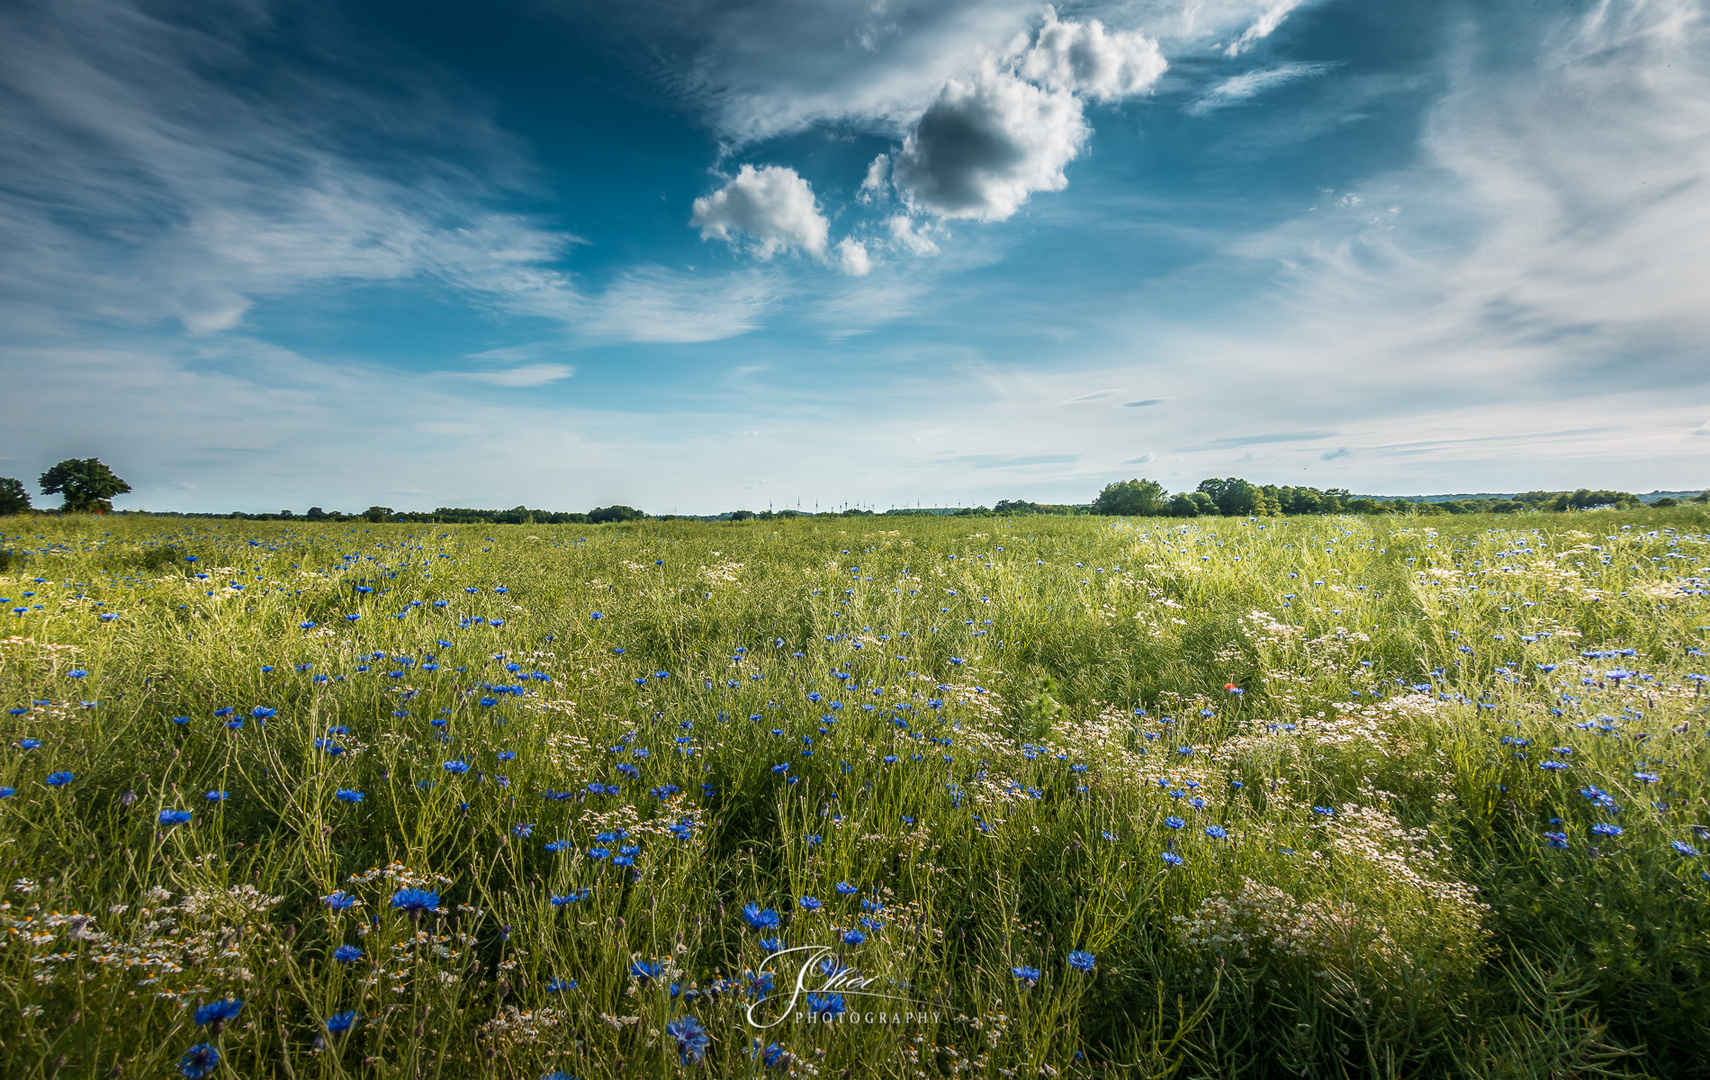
xmin=1 ymin=510 xmax=1706 ymax=1079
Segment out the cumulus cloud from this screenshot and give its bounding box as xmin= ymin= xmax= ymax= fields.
xmin=891 ymin=65 xmax=1087 ymax=221
xmin=691 ymin=164 xmax=830 ymax=257
xmin=1225 ymin=0 xmax=1307 ymax=57
xmin=1013 ymin=6 xmax=1166 ymax=101
xmin=1187 ymin=61 xmax=1342 ymax=115
xmin=835 ymin=238 xmax=873 ymax=276
xmin=858 ymin=154 xmax=890 ymax=203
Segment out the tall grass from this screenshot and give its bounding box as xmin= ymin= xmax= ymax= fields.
xmin=0 ymin=509 xmax=1705 ymax=1078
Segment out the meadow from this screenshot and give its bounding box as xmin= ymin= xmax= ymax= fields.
xmin=0 ymin=509 xmax=1706 ymax=1080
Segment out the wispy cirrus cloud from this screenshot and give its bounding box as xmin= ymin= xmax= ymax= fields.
xmin=0 ymin=0 xmax=593 ymax=338
xmin=1187 ymin=61 xmax=1343 ymax=115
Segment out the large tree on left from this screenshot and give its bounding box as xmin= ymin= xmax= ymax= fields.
xmin=39 ymin=458 xmax=131 ymax=513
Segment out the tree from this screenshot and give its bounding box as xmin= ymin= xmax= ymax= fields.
xmin=0 ymin=477 xmax=31 ymax=515
xmin=1196 ymin=477 xmax=1260 ymax=516
xmin=589 ymin=505 xmax=645 ymax=524
xmin=364 ymin=506 xmax=395 ymax=522
xmin=1092 ymin=478 xmax=1166 ymax=516
xmin=1163 ymin=492 xmax=1200 ymax=517
xmin=39 ymin=458 xmax=130 ymax=513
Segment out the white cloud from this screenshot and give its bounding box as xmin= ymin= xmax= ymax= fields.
xmin=458 ymin=364 xmax=577 ymax=388
xmin=1187 ymin=61 xmax=1342 ymax=115
xmin=1691 ymin=420 xmax=1710 ymax=437
xmin=858 ymin=154 xmax=890 ymax=203
xmin=627 ymin=1 xmax=1297 ymax=145
xmin=691 ymin=164 xmax=830 ymax=257
xmin=0 ymin=0 xmax=592 ymax=338
xmin=887 ymin=215 xmax=941 ymax=255
xmin=1123 ymin=453 xmax=1156 ymax=464
xmin=1013 ymin=6 xmax=1166 ymax=101
xmin=835 ymin=238 xmax=873 ymax=276
xmin=582 ymin=267 xmax=777 ymax=344
xmin=892 ymin=65 xmax=1087 ymax=221
xmin=1225 ymin=0 xmax=1306 ymax=57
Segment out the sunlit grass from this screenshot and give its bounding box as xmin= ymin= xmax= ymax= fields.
xmin=0 ymin=509 xmax=1705 ymax=1078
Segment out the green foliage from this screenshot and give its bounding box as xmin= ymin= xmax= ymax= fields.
xmin=37 ymin=457 xmax=130 ymax=513
xmin=588 ymin=504 xmax=646 ymax=523
xmin=1091 ymin=477 xmax=1166 ymax=516
xmin=0 ymin=509 xmax=1707 ymax=1077
xmin=0 ymin=476 xmax=31 ymax=515
xmin=1196 ymin=477 xmax=1262 ymax=516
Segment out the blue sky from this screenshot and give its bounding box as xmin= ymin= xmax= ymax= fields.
xmin=2 ymin=0 xmax=1706 ymax=514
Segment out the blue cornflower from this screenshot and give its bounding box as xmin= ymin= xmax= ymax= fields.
xmin=443 ymin=760 xmax=470 ymax=774
xmin=546 ymin=977 xmax=576 ymax=992
xmin=323 ymin=890 xmax=359 ymax=910
xmin=193 ymin=998 xmax=244 ymax=1028
xmin=759 ymin=936 xmax=784 ymax=952
xmin=1311 ymin=806 xmax=1335 ymax=816
xmin=1673 ymin=840 xmax=1702 ymax=856
xmin=1204 ymin=825 xmax=1228 ymax=840
xmin=666 ymin=1015 xmax=710 ymax=1064
xmin=587 ymin=846 xmax=610 ymax=861
xmin=743 ymin=903 xmax=780 ymax=931
xmin=19 ymin=738 xmax=40 ymax=750
xmin=1161 ymin=851 xmax=1184 ymax=866
xmin=1164 ymin=816 xmax=1185 ymax=830
xmin=325 ymin=1010 xmax=359 ymax=1034
xmin=798 ymin=895 xmax=822 ymax=911
xmin=335 ymin=789 xmax=364 ymax=803
xmin=158 ymin=809 xmax=192 ymax=826
xmin=178 ymin=1043 xmax=219 ymax=1079
xmin=68 ymin=669 xmax=88 ymax=678
xmin=333 ymin=944 xmax=363 ymax=963
xmin=630 ymin=960 xmax=663 ymax=984
xmin=1067 ymin=950 xmax=1096 ymax=973
xmin=806 ymin=993 xmax=845 ymax=1019
xmin=390 ymin=888 xmax=440 ymax=913
xmin=842 ymin=929 xmax=865 ymax=946
xmin=834 ymin=882 xmax=857 ymax=895
xmin=1591 ymin=823 xmax=1623 ymax=837
xmin=1634 ymin=772 xmax=1661 ymax=783
xmin=45 ymin=771 xmax=74 ymax=787
xmin=1012 ymin=965 xmax=1041 ymax=986
xmin=761 ymin=1042 xmax=789 ymax=1069
xmin=205 ymin=791 xmax=227 ymax=802
xmin=251 ymin=706 xmax=275 ymax=719
xmin=0 ymin=788 xmax=13 ymax=798
xmin=1543 ymin=832 xmax=1570 ymax=849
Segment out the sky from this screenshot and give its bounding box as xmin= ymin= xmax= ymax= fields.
xmin=1 ymin=0 xmax=1707 ymax=515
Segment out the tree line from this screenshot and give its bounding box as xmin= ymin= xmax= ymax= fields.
xmin=2 ymin=459 xmax=1704 ymax=521
xmin=1083 ymin=478 xmax=1706 ymax=517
